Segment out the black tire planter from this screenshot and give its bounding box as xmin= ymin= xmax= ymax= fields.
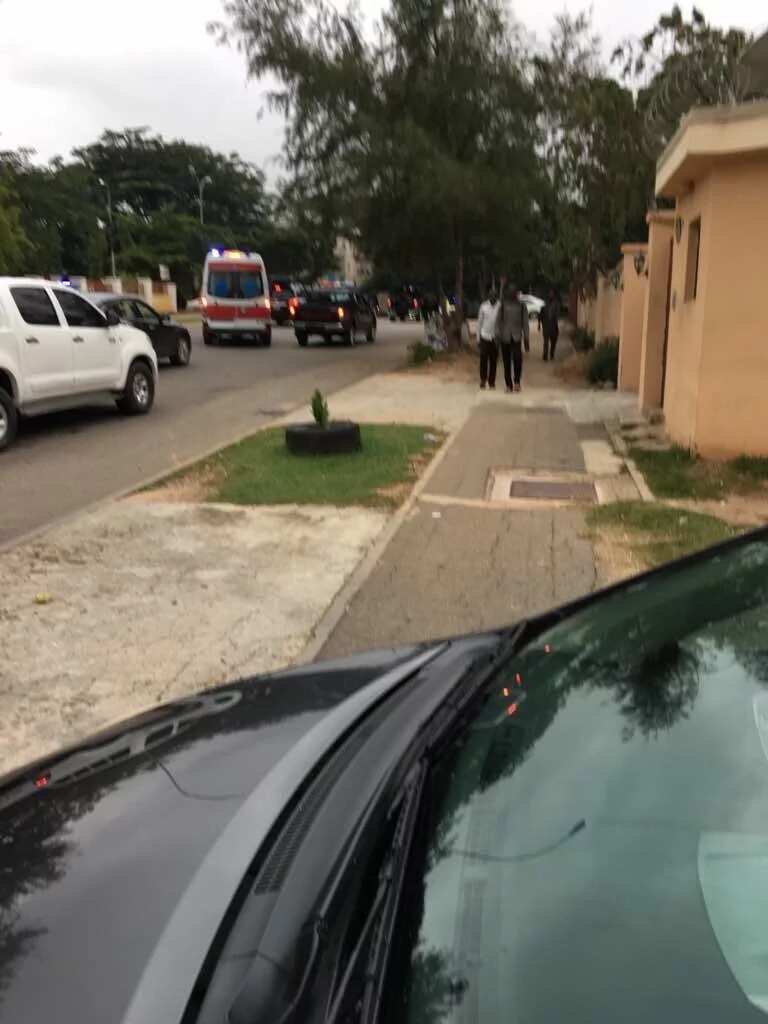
xmin=285 ymin=420 xmax=361 ymax=455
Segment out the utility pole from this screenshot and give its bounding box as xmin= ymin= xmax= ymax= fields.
xmin=189 ymin=165 xmax=212 ymax=226
xmin=98 ymin=177 xmax=116 ymax=278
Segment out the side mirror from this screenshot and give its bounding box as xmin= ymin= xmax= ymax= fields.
xmin=160 ymin=313 xmax=171 ymax=324
xmin=105 ymin=308 xmax=121 ymax=327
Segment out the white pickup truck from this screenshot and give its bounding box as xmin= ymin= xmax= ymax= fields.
xmin=0 ymin=278 xmax=158 ymax=451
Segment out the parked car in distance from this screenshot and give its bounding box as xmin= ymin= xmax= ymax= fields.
xmin=0 ymin=278 xmax=158 ymax=451
xmin=520 ymin=292 xmax=545 ymax=321
xmin=269 ymin=276 xmax=306 ymax=326
xmin=92 ymin=294 xmax=191 ymax=367
xmin=2 ymin=527 xmax=768 ymax=1022
xmin=293 ymin=289 xmax=376 ymax=346
xmin=201 ymin=248 xmax=272 ymax=347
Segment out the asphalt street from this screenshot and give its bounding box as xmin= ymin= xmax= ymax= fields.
xmin=0 ymin=319 xmax=420 ymax=547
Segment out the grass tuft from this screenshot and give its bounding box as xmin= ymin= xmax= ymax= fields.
xmin=588 ymin=501 xmax=737 ymax=567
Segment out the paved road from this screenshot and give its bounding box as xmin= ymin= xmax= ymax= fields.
xmin=0 ymin=319 xmax=419 ymax=547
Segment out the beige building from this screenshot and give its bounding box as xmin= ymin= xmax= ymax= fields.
xmin=333 ymin=237 xmax=373 ymax=285
xmin=576 ymin=266 xmax=623 ymax=342
xmin=649 ymin=101 xmax=768 ymax=458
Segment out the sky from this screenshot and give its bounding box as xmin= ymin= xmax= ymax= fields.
xmin=1 ymin=0 xmax=766 ymax=185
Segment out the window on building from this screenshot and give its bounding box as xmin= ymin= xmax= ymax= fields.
xmin=685 ymin=218 xmax=701 ymax=302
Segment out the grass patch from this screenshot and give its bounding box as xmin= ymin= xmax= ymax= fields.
xmin=588 ymin=501 xmax=738 ymax=567
xmin=629 ymin=446 xmax=723 ymax=499
xmin=162 ymin=424 xmax=444 ymax=509
xmin=631 ymin=446 xmax=768 ymax=500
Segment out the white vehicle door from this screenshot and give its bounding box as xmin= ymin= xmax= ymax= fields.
xmin=10 ymin=284 xmax=75 ymax=398
xmin=52 ymin=289 xmax=120 ymax=391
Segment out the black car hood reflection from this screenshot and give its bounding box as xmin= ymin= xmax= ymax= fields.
xmin=0 ymin=644 xmax=427 ymax=1023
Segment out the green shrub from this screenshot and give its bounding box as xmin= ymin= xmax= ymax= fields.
xmin=572 ymin=327 xmax=595 ymax=352
xmin=587 ymin=337 xmax=619 ymax=386
xmin=311 ymin=389 xmax=329 ymax=428
xmin=408 ymin=341 xmax=436 ymax=366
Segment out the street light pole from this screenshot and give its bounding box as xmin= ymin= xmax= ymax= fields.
xmin=98 ymin=177 xmax=116 ymax=278
xmin=188 ymin=165 xmax=213 ymax=226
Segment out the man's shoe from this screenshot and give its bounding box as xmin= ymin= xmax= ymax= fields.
xmin=489 ymin=384 xmax=496 ymax=390
xmin=514 ymin=382 xmax=522 ymax=392
xmin=505 ymin=386 xmax=513 ymax=394
xmin=480 ymin=383 xmax=487 ymax=389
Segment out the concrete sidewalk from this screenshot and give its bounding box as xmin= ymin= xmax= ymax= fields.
xmin=320 ymin=400 xmax=613 ymax=659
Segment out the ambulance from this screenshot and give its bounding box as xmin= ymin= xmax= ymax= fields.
xmin=200 ymin=248 xmax=272 ymax=347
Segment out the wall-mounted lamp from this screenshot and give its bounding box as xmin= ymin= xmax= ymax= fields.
xmin=633 ymin=252 xmax=647 ymax=276
xmin=675 ymin=216 xmax=683 ymax=244
xmin=610 ymin=268 xmax=622 ymax=290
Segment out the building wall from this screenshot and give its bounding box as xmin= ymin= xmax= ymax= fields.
xmin=639 ymin=213 xmax=674 ymax=412
xmin=595 ymin=270 xmax=622 ymax=342
xmin=577 ymin=292 xmax=596 ymax=333
xmin=694 ymin=157 xmax=768 ymax=457
xmin=662 ymin=171 xmax=715 ymax=449
xmin=618 ymin=246 xmax=648 ymax=392
xmin=333 ymin=237 xmax=372 ymax=285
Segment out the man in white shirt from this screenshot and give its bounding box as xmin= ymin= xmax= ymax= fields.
xmin=477 ymin=287 xmax=499 ymax=389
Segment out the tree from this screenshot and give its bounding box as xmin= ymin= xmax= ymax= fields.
xmin=212 ymin=0 xmax=541 ymax=335
xmin=534 ymin=13 xmax=652 ymax=291
xmin=613 ymin=6 xmax=763 ymax=157
xmin=0 ymin=176 xmax=28 ymax=275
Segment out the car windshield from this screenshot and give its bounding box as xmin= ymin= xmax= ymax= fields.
xmin=207 ymin=270 xmax=264 ymax=300
xmin=389 ymin=535 xmax=768 ymax=1023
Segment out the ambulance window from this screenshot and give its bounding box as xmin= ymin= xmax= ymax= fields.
xmin=208 ymin=270 xmax=264 ymax=300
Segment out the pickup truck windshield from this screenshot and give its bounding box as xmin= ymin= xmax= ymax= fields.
xmin=387 ymin=536 xmax=768 ymax=1023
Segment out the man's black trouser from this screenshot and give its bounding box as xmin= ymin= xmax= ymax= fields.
xmin=501 ymin=341 xmax=523 ymax=387
xmin=543 ymin=330 xmax=558 ymax=360
xmin=479 ymin=339 xmax=497 ymax=386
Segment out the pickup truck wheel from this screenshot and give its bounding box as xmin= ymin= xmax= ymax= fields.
xmin=346 ymin=325 xmax=356 ymax=346
xmin=202 ymin=325 xmax=217 ymax=346
xmin=366 ymin=323 xmax=375 ymax=342
xmin=117 ymin=362 xmax=155 ymax=415
xmin=262 ymin=327 xmax=272 ymax=347
xmin=296 ymin=330 xmax=308 ymax=347
xmin=170 ymin=334 xmax=191 ymax=366
xmin=0 ymin=388 xmax=18 ymax=451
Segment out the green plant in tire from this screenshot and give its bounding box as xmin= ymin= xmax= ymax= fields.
xmin=311 ymin=389 xmax=329 ymax=429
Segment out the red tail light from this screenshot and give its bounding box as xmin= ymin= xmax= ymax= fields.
xmin=337 ymin=306 xmax=345 ymax=320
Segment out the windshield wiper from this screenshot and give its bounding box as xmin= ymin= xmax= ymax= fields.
xmin=326 ymin=759 xmax=428 ymax=1024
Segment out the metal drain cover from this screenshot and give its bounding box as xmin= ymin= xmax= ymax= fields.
xmin=508 ymin=479 xmax=597 ymax=502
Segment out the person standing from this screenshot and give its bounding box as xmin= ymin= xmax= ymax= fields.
xmin=540 ymin=290 xmax=560 ymax=362
xmin=476 ymin=287 xmax=499 ymax=389
xmin=495 ymin=280 xmax=530 ymax=392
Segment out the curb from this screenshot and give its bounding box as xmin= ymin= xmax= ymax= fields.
xmin=297 ymin=419 xmax=467 ymax=665
xmin=0 ymin=397 xmax=315 ymax=556
xmin=624 ymin=458 xmax=655 ymax=503
xmin=603 ymin=418 xmax=654 ymax=503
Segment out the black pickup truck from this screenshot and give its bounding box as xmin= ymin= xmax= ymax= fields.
xmin=293 ymin=289 xmax=376 ymax=346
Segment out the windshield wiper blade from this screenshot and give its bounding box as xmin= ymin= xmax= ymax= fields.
xmin=326 ymin=760 xmax=428 ymax=1024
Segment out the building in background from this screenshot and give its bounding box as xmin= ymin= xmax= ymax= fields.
xmin=331 ymin=237 xmax=372 ymax=286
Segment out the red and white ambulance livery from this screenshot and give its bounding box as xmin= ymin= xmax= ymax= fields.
xmin=201 ymin=248 xmax=272 ymax=347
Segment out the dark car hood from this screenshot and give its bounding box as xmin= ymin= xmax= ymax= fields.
xmin=0 ymin=644 xmax=429 ymax=1024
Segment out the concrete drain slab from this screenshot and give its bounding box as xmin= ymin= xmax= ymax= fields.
xmin=509 ymin=478 xmax=597 ymax=503
xmin=487 ymin=469 xmax=598 ymax=505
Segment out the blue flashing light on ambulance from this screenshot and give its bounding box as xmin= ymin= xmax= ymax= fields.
xmin=201 ymin=248 xmax=272 ymax=347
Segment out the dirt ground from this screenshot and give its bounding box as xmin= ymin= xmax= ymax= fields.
xmin=590 ymin=527 xmax=648 ymax=587
xmin=0 ymin=500 xmax=387 ymax=775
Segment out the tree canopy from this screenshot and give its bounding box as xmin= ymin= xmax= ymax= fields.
xmin=0 ymin=128 xmax=331 ymax=301
xmin=0 ymin=4 xmax=763 ymax=305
